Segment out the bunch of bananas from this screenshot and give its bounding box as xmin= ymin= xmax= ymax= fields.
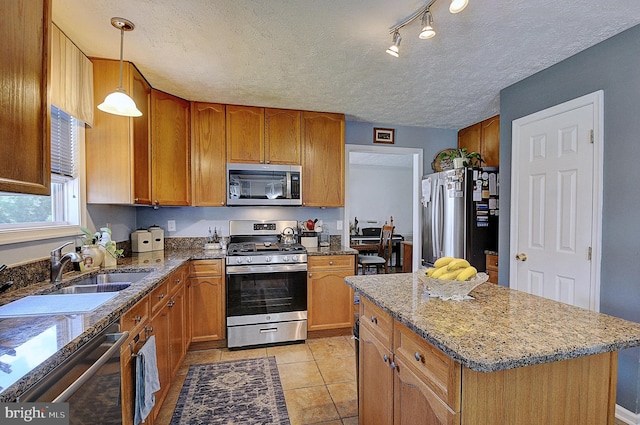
xmin=426 ymin=257 xmax=477 ymax=281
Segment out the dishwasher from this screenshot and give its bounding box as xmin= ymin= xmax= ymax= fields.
xmin=18 ymin=322 xmax=129 ymax=424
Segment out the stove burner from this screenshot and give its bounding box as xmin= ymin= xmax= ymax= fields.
xmin=227 ymin=242 xmax=306 ymax=256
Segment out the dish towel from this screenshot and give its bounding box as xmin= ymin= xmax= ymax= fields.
xmin=134 ymin=335 xmax=161 ymax=425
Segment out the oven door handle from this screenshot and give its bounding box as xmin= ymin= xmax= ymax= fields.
xmin=52 ymin=330 xmax=129 ymax=403
xmin=226 ymin=264 xmax=308 ymax=274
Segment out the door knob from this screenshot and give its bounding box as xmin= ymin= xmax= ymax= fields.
xmin=515 ymin=253 xmax=527 ymax=261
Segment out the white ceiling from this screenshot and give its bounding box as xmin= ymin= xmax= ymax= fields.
xmin=53 ymin=0 xmax=640 ymax=130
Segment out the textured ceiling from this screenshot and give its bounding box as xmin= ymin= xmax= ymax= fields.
xmin=53 ymin=0 xmax=640 ymax=129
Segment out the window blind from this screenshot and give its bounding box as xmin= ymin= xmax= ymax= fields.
xmin=50 ymin=106 xmax=77 ymax=177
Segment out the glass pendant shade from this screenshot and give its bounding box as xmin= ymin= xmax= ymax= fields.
xmin=449 ymin=0 xmax=469 ymax=13
xmin=98 ymin=89 xmax=142 ymax=117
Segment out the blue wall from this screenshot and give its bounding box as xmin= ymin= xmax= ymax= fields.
xmin=499 ymin=24 xmax=640 ymax=413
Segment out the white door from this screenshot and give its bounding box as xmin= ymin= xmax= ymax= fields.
xmin=510 ymin=91 xmax=603 ymax=311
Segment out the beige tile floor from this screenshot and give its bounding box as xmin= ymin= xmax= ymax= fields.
xmin=155 ymin=335 xmax=358 ymax=425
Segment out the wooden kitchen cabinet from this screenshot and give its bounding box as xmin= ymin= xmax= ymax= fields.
xmin=0 ymin=0 xmax=51 ymax=196
xmin=188 ymin=260 xmax=226 ymax=348
xmin=191 ymin=102 xmax=227 ymax=206
xmin=458 ymin=115 xmax=500 ymax=167
xmin=486 ymin=253 xmax=498 ymax=284
xmin=51 ymin=24 xmax=94 ymax=125
xmin=401 ymin=242 xmax=413 ymax=273
xmin=301 ymin=111 xmax=345 ymax=207
xmin=307 ymin=255 xmax=355 ymax=334
xmin=226 ymin=105 xmax=265 ymax=164
xmin=359 ymin=299 xmax=461 ymax=425
xmin=151 ymin=89 xmax=191 ymax=206
xmin=359 ymin=324 xmax=394 ymax=425
xmin=87 ymin=59 xmax=152 ymax=204
xmin=120 ymin=323 xmax=153 ymax=425
xmin=265 ymin=108 xmax=301 ymax=164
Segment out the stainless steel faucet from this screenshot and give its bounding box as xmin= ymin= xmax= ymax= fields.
xmin=50 ymin=242 xmax=82 ymax=283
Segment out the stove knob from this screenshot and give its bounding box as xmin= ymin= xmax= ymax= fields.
xmin=292 ymin=255 xmax=298 ymax=262
xmin=283 ymin=256 xmax=290 ymax=262
xmin=236 ymin=258 xmax=243 ymax=264
xmin=246 ymin=257 xmax=252 ymax=263
xmin=265 ymin=256 xmax=272 ymax=262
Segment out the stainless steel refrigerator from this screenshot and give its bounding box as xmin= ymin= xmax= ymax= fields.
xmin=421 ymin=167 xmax=499 ymax=271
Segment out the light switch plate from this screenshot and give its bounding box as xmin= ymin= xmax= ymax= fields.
xmin=336 ymin=220 xmax=343 ymax=230
xmin=167 ymin=220 xmax=176 ymax=232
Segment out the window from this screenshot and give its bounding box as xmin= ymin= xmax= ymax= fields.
xmin=0 ymin=106 xmax=83 ymax=243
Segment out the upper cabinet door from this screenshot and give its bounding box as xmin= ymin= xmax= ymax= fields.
xmin=191 ymin=102 xmax=226 ymax=206
xmin=0 ymin=0 xmax=51 ymax=195
xmin=151 ymin=89 xmax=191 ymax=206
xmin=301 ymin=111 xmax=345 ymax=207
xmin=265 ymin=108 xmax=301 ymax=165
xmin=226 ymin=105 xmax=265 ymax=164
xmin=480 ymin=115 xmax=500 ymax=167
xmin=87 ymin=60 xmax=151 ymax=205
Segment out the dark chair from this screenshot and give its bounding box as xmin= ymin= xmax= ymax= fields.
xmin=358 ymin=218 xmax=394 ymax=274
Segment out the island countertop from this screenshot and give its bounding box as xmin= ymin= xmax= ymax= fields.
xmin=344 ymin=272 xmax=640 ymax=373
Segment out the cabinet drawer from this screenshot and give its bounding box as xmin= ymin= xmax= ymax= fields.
xmin=485 ymin=254 xmax=498 ymax=271
xmin=168 ymin=267 xmax=186 ymax=294
xmin=190 ymin=259 xmax=223 ymax=277
xmin=150 ymin=279 xmax=170 ymax=313
xmin=360 ymin=298 xmax=393 ymax=349
xmin=308 ymin=255 xmax=354 ymax=270
xmin=120 ymin=296 xmax=149 ymax=333
xmin=487 ymin=270 xmax=498 ymax=284
xmin=394 ymin=321 xmax=461 ymax=411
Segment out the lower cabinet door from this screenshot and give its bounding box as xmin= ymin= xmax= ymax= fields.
xmin=150 ymin=305 xmax=171 ymax=420
xmin=394 ymin=356 xmax=460 ymax=425
xmin=359 ymin=325 xmax=394 ymax=425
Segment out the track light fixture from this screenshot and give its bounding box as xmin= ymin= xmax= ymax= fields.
xmin=386 ymin=31 xmax=402 ymax=57
xmin=97 ymin=17 xmax=142 ymax=117
xmin=419 ymin=9 xmax=436 ymax=40
xmin=386 ymin=0 xmax=469 ymax=57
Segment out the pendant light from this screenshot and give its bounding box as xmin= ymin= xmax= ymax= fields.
xmin=97 ymin=17 xmax=142 ymax=117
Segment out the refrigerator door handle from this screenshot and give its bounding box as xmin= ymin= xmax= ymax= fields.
xmin=433 ymin=178 xmax=442 ymax=258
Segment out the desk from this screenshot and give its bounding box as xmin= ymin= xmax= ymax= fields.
xmin=350 ymin=235 xmax=404 ymax=267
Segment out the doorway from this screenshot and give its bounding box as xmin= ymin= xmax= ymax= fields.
xmin=510 ymin=91 xmax=603 ymax=311
xmin=343 ymin=144 xmax=423 ymax=272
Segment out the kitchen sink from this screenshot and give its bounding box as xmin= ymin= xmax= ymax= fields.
xmin=52 ymin=272 xmax=148 ymax=294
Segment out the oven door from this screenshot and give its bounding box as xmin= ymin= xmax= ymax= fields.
xmin=226 ymin=263 xmax=308 ymax=348
xmin=226 ymin=264 xmax=307 ymax=318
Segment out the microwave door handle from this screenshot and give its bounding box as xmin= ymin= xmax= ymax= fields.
xmin=286 ymin=172 xmax=292 ymax=199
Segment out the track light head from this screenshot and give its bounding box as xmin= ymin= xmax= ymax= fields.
xmin=419 ymin=10 xmax=436 ymax=39
xmin=449 ymin=0 xmax=469 ymax=14
xmin=386 ymin=31 xmax=402 ymax=57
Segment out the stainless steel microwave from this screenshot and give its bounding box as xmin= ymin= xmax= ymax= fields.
xmin=227 ymin=163 xmax=302 ymax=206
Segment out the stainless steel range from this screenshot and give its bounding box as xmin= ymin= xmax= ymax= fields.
xmin=226 ymin=220 xmax=307 ymax=348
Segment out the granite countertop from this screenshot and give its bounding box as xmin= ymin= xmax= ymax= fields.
xmin=345 ymin=272 xmax=640 ymax=373
xmin=0 ymin=245 xmax=355 ymax=401
xmin=306 ymin=245 xmax=358 ymax=256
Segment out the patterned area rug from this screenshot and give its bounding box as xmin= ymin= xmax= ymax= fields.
xmin=170 ymin=356 xmax=290 ymax=425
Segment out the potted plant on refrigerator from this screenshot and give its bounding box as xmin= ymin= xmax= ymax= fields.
xmin=440 ymin=148 xmax=484 ymax=168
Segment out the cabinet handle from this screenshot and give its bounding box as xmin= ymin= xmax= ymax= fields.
xmin=329 ymin=261 xmax=334 ymax=265
xmin=370 ymin=316 xmax=377 ymax=324
xmin=134 ymin=197 xmax=139 ymax=203
xmin=168 ymin=299 xmax=175 ymax=307
xmin=383 ymin=354 xmax=389 ymax=363
xmin=157 ymin=293 xmax=165 ymax=299
xmin=495 ymin=262 xmax=499 ymax=266
xmin=174 ymin=278 xmax=181 ymax=283
xmin=145 ymin=326 xmax=153 ymax=338
xmin=133 ymin=315 xmax=142 ymax=323
xmin=309 ymin=273 xmax=313 ymax=278
xmin=414 ymin=352 xmax=422 ymax=362
xmin=389 ymin=361 xmax=397 ymax=370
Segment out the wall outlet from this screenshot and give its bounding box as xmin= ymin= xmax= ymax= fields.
xmin=336 ymin=220 xmax=343 ymax=230
xmin=167 ymin=220 xmax=176 ymax=232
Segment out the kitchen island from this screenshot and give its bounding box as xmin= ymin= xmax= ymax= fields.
xmin=345 ymin=272 xmax=640 ymax=425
